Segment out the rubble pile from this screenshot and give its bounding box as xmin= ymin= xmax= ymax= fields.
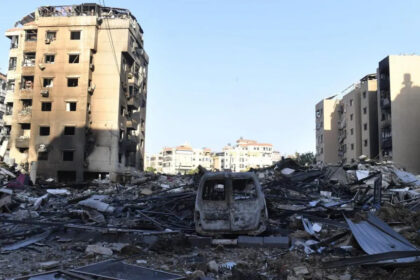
xmin=2 ymin=160 xmax=420 ymax=279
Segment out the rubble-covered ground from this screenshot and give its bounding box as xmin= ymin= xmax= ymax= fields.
xmin=2 ymin=159 xmax=420 ymax=279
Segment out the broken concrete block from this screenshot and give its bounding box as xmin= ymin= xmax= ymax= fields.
xmin=293 ymin=266 xmax=309 ymax=275
xmin=207 ymin=260 xmax=218 ymax=273
xmin=237 ymin=236 xmax=264 ymax=247
xmin=78 ymin=197 xmax=115 ymax=213
xmin=263 ymin=236 xmax=289 ymax=248
xmin=85 ymin=244 xmax=113 ymax=256
xmin=39 ymin=261 xmax=59 ymax=269
xmin=47 ymin=189 xmax=70 ymax=195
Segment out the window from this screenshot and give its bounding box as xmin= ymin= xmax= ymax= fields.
xmin=349 ymin=99 xmax=353 ymax=106
xmin=70 ymin=31 xmax=81 ymax=40
xmin=350 ymin=128 xmax=354 ymax=135
xmin=9 ymin=57 xmax=17 ymax=70
xmin=364 ymin=123 xmax=368 ymax=130
xmin=351 ymin=143 xmax=354 ymax=150
xmin=46 ymin=31 xmax=56 ymax=41
xmin=23 ymin=52 xmax=36 ymax=67
xmin=41 ymin=102 xmax=52 ymax=111
xmin=363 ymin=92 xmax=366 ymax=98
xmin=69 ymin=54 xmax=79 ymax=64
xmin=202 ymin=179 xmax=225 ymax=201
xmin=38 ymin=152 xmax=48 ymax=161
xmin=21 ymin=76 xmax=34 ymax=90
xmin=350 ymin=114 xmax=353 ymax=121
xmin=67 ymin=78 xmax=78 ymax=87
xmin=25 ymin=30 xmax=37 ymax=41
xmin=45 ymin=54 xmax=55 ymax=64
xmin=43 ymin=78 xmax=53 ymax=88
xmin=10 ymin=36 xmax=18 ymax=49
xmin=363 ymin=107 xmax=367 ymax=114
xmin=39 ymin=126 xmax=50 ymax=136
xmin=66 ymin=102 xmax=77 ymax=111
xmin=64 ymin=126 xmax=75 ymax=135
xmin=232 ymin=179 xmax=257 ymax=201
xmin=364 ymin=139 xmax=368 ymax=147
xmin=62 ymin=150 xmax=74 ymax=161
xmin=7 ymin=80 xmax=15 ymax=91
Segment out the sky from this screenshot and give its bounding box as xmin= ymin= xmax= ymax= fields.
xmin=1 ymin=1 xmax=420 ymax=156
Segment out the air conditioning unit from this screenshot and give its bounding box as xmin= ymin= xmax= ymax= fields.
xmin=45 ymin=38 xmax=51 ymax=44
xmin=127 ymin=72 xmax=133 ymax=79
xmin=38 ymin=63 xmax=45 ymax=70
xmin=88 ymin=84 xmax=96 ymax=94
xmin=40 ymin=88 xmax=49 ymax=97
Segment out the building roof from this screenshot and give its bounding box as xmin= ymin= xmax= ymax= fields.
xmin=176 ymin=145 xmax=193 ymax=152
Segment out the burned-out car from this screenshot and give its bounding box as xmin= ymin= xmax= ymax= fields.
xmin=194 ymin=172 xmax=268 ymax=235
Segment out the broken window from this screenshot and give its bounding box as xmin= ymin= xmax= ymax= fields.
xmin=363 ymin=107 xmax=367 ymax=114
xmin=66 ymin=102 xmax=77 ymax=111
xmin=202 ymin=180 xmax=225 ymax=201
xmin=23 ymin=52 xmax=36 ymax=67
xmin=364 ymin=139 xmax=368 ymax=147
xmin=41 ymin=102 xmax=52 ymax=111
xmin=10 ymin=35 xmax=18 ymax=49
xmin=9 ymin=57 xmax=17 ymax=70
xmin=22 ymin=99 xmax=32 ymax=109
xmin=64 ymin=126 xmax=75 ymax=135
xmin=349 ymin=99 xmax=353 ymax=106
xmin=21 ymin=76 xmax=34 ymax=89
xmin=39 ymin=126 xmax=50 ymax=136
xmin=46 ymin=31 xmax=56 ymax=41
xmin=69 ymin=54 xmax=80 ymax=63
xmin=70 ymin=31 xmax=81 ymax=40
xmin=7 ymin=79 xmax=15 ymax=91
xmin=43 ymin=78 xmax=53 ymax=88
xmin=62 ymin=150 xmax=74 ymax=161
xmin=67 ymin=78 xmax=78 ymax=87
xmin=363 ymin=91 xmax=367 ymax=98
xmin=232 ymin=179 xmax=257 ymax=201
xmin=45 ymin=54 xmax=55 ymax=64
xmin=38 ymin=152 xmax=48 ymax=161
xmin=25 ymin=30 xmax=37 ymax=41
xmin=364 ymin=123 xmax=368 ymax=131
xmin=20 ymin=123 xmax=31 ymax=137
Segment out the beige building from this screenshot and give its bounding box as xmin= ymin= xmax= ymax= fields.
xmin=148 ymin=144 xmax=212 ymax=174
xmin=4 ymin=4 xmax=148 ymax=182
xmin=315 ymin=97 xmax=340 ymax=164
xmin=378 ymin=55 xmax=420 ymax=173
xmin=337 ymin=74 xmax=378 ymax=163
xmin=215 ymin=138 xmax=277 ymax=172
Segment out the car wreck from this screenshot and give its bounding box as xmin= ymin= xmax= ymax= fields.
xmin=194 ymin=172 xmax=268 ymax=236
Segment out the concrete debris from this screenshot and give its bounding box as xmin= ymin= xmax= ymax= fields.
xmin=85 ymin=244 xmax=113 ymax=256
xmin=3 ymin=159 xmax=420 ymax=279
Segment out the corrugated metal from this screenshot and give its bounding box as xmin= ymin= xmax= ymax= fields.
xmin=345 ymin=214 xmax=420 ymax=264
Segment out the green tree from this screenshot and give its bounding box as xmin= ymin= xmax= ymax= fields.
xmin=145 ymin=167 xmax=156 ymax=173
xmin=294 ymin=152 xmax=315 ymax=166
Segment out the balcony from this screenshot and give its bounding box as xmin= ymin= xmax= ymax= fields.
xmin=381 ymin=98 xmax=391 ymax=110
xmin=126 ymin=119 xmax=138 ymax=129
xmin=127 ymin=97 xmax=140 ymax=109
xmin=382 ymin=137 xmax=392 ymax=149
xmin=15 ymin=137 xmax=29 ymax=148
xmin=381 ymin=118 xmax=391 ymax=128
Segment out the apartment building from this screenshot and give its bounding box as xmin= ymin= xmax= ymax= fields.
xmin=337 ymin=74 xmax=378 ymax=163
xmin=0 ymin=73 xmax=9 ymax=158
xmin=215 ymin=138 xmax=276 ymax=172
xmin=315 ymin=97 xmax=340 ymax=164
xmin=153 ymin=145 xmax=212 ymax=174
xmin=377 ymin=55 xmax=420 ymax=173
xmin=4 ymin=4 xmax=148 ymax=182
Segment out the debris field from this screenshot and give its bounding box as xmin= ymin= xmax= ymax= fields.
xmin=2 ymin=159 xmax=420 ymax=279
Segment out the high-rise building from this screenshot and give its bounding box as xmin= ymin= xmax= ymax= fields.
xmin=4 ymin=4 xmax=148 ymax=182
xmin=337 ymin=74 xmax=378 ymax=163
xmin=315 ymin=97 xmax=340 ymax=164
xmin=377 ymin=55 xmax=420 ymax=173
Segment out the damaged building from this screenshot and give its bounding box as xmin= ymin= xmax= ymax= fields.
xmin=3 ymin=4 xmax=149 ymax=182
xmin=316 ymin=55 xmax=420 ymax=174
